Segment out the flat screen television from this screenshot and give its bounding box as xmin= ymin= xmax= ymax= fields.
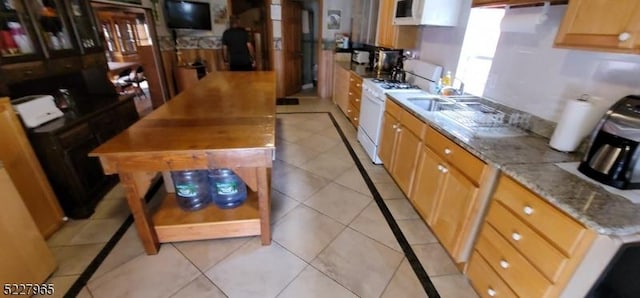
xmin=165 ymin=0 xmax=212 ymax=30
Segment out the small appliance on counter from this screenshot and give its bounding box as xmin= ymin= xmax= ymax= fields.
xmin=352 ymin=50 xmax=370 ymax=64
xmin=12 ymin=95 xmax=64 ymax=128
xmin=373 ymin=49 xmax=401 ymax=74
xmin=578 ymin=95 xmax=640 ymax=189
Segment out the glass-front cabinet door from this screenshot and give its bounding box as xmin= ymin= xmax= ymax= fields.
xmin=0 ymin=0 xmax=43 ymax=63
xmin=27 ymin=0 xmax=79 ymax=57
xmin=65 ymin=0 xmax=101 ymax=54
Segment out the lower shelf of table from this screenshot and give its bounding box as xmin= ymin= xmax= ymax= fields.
xmin=152 ymin=190 xmax=261 ymax=243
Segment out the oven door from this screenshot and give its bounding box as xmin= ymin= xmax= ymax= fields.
xmin=359 ymin=91 xmax=385 ymax=145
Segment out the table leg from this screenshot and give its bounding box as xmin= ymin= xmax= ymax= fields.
xmin=257 ymin=167 xmax=271 ymax=245
xmin=120 ymin=172 xmax=160 ymax=254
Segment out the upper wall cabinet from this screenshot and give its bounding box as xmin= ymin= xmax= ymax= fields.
xmin=472 ymin=0 xmax=566 ymax=8
xmin=26 ymin=0 xmax=80 ymax=59
xmin=0 ymin=0 xmax=45 ymax=64
xmin=554 ymin=0 xmax=640 ymax=53
xmin=376 ymin=0 xmax=419 ymax=49
xmin=64 ymin=0 xmax=102 ymax=54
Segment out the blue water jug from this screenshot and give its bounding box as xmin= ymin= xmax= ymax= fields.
xmin=208 ymin=168 xmax=247 ymax=209
xmin=171 ymin=170 xmax=210 ymax=211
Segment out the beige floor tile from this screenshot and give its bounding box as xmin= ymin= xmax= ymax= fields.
xmin=37 ymin=275 xmax=78 ymax=298
xmin=275 ymin=140 xmax=322 ymax=167
xmin=317 ymin=126 xmax=343 ymax=140
xmin=101 ymin=184 xmax=124 ymax=201
xmin=271 ymin=189 xmax=300 ymax=224
xmin=76 ymin=287 xmax=93 ymax=298
xmin=348 ymin=201 xmax=402 ymax=251
xmin=205 ymin=238 xmax=306 ymax=298
xmin=322 ymin=142 xmax=353 ymax=162
xmin=298 ymin=153 xmax=353 ymax=180
xmin=47 ymin=219 xmax=90 ymax=247
xmin=294 ymin=117 xmax=334 ymax=134
xmin=312 ymin=228 xmax=404 ymax=298
xmin=431 ymin=274 xmax=479 ymax=298
xmin=91 ymin=226 xmax=145 ymax=281
xmin=51 ymin=243 xmax=103 ymax=277
xmin=68 ymin=219 xmax=125 ymax=245
xmin=381 ymin=259 xmax=428 ymax=298
xmin=412 ymin=243 xmax=460 ymax=277
xmin=173 ymin=237 xmax=251 ymax=272
xmin=304 ymin=182 xmax=371 ymax=225
xmin=334 ymin=166 xmax=372 ymax=196
xmin=278 ymin=265 xmax=358 ymax=298
xmin=88 ymin=244 xmax=200 ymax=298
xmin=296 ymin=133 xmax=340 ymax=153
xmin=272 ymin=159 xmax=298 ymax=179
xmin=273 ymin=205 xmax=345 ymax=261
xmin=375 ymin=181 xmax=407 ymax=199
xmin=91 ymin=197 xmax=130 ymax=220
xmin=170 ymin=275 xmax=227 ymax=298
xmin=385 ymin=198 xmax=421 ymax=220
xmin=277 ymin=123 xmax=314 ymax=143
xmin=397 ymin=219 xmax=439 ymax=245
xmin=365 ymin=166 xmax=395 ymax=184
xmin=350 ymin=142 xmax=370 ymax=159
xmin=272 ymin=166 xmax=329 ymax=202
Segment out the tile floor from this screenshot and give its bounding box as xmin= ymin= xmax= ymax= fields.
xmin=42 ymin=96 xmax=478 ymax=298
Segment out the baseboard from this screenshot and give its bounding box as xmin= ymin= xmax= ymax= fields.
xmin=302 ymin=83 xmax=314 ymax=90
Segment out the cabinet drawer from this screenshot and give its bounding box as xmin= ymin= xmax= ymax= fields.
xmin=476 ymin=224 xmax=552 ymax=297
xmin=58 ymin=123 xmax=93 ymax=149
xmin=385 ymin=98 xmax=403 ymax=119
xmin=493 ymin=176 xmax=586 ymax=256
xmin=116 ymin=100 xmax=140 ymax=129
xmin=82 ymin=53 xmax=107 ymax=69
xmin=467 ymin=251 xmax=517 ymax=298
xmin=47 ymin=57 xmax=83 ymax=75
xmin=347 ymin=103 xmax=359 ymax=127
xmin=400 ymin=109 xmax=426 ymax=139
xmin=486 ymin=201 xmax=568 ymax=282
xmin=348 ymin=89 xmax=361 ymax=110
xmin=1 ymin=62 xmax=47 ymax=83
xmin=90 ymin=111 xmax=120 ymax=143
xmin=425 ymin=126 xmax=486 ymax=184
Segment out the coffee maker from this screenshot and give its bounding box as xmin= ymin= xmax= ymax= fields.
xmin=578 ymin=95 xmax=640 ymax=189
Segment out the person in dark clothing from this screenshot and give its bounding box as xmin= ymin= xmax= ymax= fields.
xmin=222 ymin=16 xmax=255 ymax=71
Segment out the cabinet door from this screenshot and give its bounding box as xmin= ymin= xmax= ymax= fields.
xmin=555 ymin=0 xmax=640 ymax=52
xmin=64 ymin=0 xmax=103 ymax=54
xmin=334 ymin=65 xmax=350 ymax=115
xmin=27 ymin=0 xmax=80 ymax=57
xmin=410 ymin=146 xmax=446 ymax=224
xmin=375 ymin=0 xmax=393 ymax=48
xmin=379 ymin=112 xmax=398 ymax=167
xmin=63 ymin=134 xmax=106 ymax=200
xmin=392 ymin=128 xmax=421 ymax=194
xmin=432 ymin=164 xmax=479 ymax=259
xmin=0 ymin=0 xmax=44 ymax=64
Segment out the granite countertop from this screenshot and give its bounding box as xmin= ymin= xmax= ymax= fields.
xmin=386 ymin=93 xmax=640 ymax=236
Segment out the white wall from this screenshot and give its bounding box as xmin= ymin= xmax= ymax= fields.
xmin=322 ymin=0 xmax=352 ymax=40
xmin=417 ymin=3 xmax=640 ymax=122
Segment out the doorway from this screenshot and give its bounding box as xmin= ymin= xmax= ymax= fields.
xmin=91 ymin=3 xmax=168 ymax=115
xmin=229 ymin=0 xmax=270 ymax=71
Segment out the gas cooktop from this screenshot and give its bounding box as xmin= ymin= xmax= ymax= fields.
xmin=370 ymin=79 xmax=420 ymax=90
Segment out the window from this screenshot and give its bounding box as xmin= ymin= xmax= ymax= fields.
xmin=455 ymin=8 xmax=504 ymax=96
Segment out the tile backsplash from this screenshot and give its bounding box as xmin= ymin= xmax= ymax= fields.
xmin=417 ymin=4 xmax=640 ymax=123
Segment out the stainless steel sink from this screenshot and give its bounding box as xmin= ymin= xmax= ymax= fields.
xmin=406 ymin=97 xmax=459 ymax=112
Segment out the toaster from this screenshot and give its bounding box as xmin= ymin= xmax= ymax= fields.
xmin=352 ymin=50 xmax=370 ymax=64
xmin=578 ymin=95 xmax=640 ymax=189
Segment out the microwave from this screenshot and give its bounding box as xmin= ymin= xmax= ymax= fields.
xmin=392 ymin=0 xmax=461 ymax=26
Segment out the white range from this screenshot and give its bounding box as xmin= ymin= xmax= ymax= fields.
xmin=357 ymin=60 xmax=443 ymax=164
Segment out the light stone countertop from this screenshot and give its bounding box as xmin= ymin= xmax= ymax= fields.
xmin=386 ymin=92 xmax=640 ymax=236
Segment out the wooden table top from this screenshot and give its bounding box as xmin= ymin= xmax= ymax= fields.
xmin=91 ymin=71 xmax=276 ymax=156
xmin=108 ymin=61 xmax=140 ymax=73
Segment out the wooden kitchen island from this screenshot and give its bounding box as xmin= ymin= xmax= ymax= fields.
xmin=91 ymin=71 xmax=276 ymax=255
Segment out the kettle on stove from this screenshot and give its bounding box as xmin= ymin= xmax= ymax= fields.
xmin=578 ymin=95 xmax=640 ymax=189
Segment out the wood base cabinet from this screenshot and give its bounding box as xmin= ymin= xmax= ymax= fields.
xmin=333 ymin=63 xmax=350 ymax=116
xmin=409 ymin=125 xmax=491 ymax=263
xmin=466 ymin=175 xmax=596 ymax=297
xmin=0 ymin=166 xmax=57 ymax=283
xmin=379 ymin=99 xmax=426 ymax=195
xmin=29 ymin=97 xmax=139 ymax=219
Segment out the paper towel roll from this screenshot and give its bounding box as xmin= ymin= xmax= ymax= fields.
xmin=500 ymin=3 xmax=549 ymax=33
xmin=549 ymin=96 xmax=606 ymax=152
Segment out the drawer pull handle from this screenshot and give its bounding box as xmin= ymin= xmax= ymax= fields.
xmin=349 ymin=92 xmax=353 ymax=96
xmin=512 ymin=232 xmax=522 ymax=241
xmin=523 ymin=206 xmax=534 ymax=215
xmin=487 ymin=288 xmax=497 ymax=297
xmin=396 ymin=128 xmax=402 ymax=132
xmin=444 ymin=148 xmax=452 ymax=155
xmin=355 ymin=98 xmax=360 ymax=102
xmin=619 ymin=32 xmax=632 ymax=42
xmin=437 ymin=165 xmax=444 ymax=171
xmin=440 ymin=166 xmax=448 ymax=173
xmin=356 ymin=83 xmax=361 ymax=87
xmin=499 ymin=260 xmax=510 ymax=269
xmin=392 ymin=124 xmax=399 ymax=129
xmin=354 ymin=117 xmax=358 ymax=121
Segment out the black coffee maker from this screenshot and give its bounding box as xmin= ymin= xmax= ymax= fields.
xmin=578 ymin=95 xmax=640 ymax=189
